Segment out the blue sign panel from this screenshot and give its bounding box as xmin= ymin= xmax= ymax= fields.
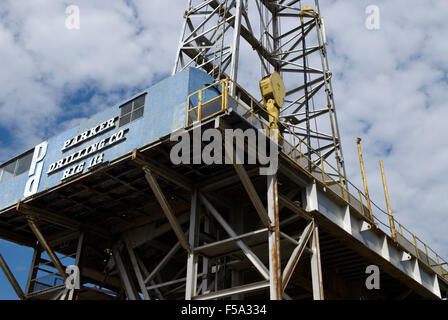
xmin=0 ymin=68 xmax=217 ymax=212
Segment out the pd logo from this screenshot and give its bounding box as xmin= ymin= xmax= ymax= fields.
xmin=24 ymin=141 xmax=48 ymax=197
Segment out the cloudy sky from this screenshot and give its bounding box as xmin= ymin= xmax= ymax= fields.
xmin=0 ymin=0 xmax=447 ymax=299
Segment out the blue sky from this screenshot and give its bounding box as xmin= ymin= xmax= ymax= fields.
xmin=1 ymin=0 xmax=448 ymax=299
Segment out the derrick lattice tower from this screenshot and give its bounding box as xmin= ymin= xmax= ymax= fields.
xmin=173 ymin=0 xmax=347 ymax=181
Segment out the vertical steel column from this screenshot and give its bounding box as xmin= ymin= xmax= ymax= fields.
xmin=201 ymin=216 xmax=210 ymax=295
xmin=172 ymin=0 xmax=192 ymax=75
xmin=300 ymin=11 xmax=312 ymax=157
xmin=356 ymin=138 xmax=374 ymax=221
xmin=267 ymin=173 xmax=282 ymax=300
xmin=25 ymin=246 xmax=41 ymax=295
xmin=113 ymin=243 xmax=140 ymax=300
xmin=185 ymin=189 xmax=200 ymax=300
xmin=306 ymin=180 xmax=319 ymax=212
xmin=379 ymin=160 xmax=397 ymax=241
xmin=314 ymin=0 xmax=347 ymax=181
xmin=125 ymin=238 xmax=150 ymax=300
xmin=75 ymin=233 xmax=85 ymax=266
xmin=229 ymin=0 xmax=243 ymax=95
xmin=230 ymin=207 xmax=243 ymax=300
xmin=310 ymin=226 xmax=324 ymax=300
xmin=272 ymin=2 xmax=280 ymax=74
xmin=0 ymin=252 xmax=26 ymax=300
xmin=136 ymin=254 xmax=164 ymax=300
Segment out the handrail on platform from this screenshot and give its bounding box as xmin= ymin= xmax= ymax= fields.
xmin=186 ymin=79 xmax=448 ymax=281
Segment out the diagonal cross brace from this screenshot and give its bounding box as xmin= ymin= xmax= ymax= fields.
xmin=278 ymin=193 xmax=313 ymax=220
xmin=282 ymin=219 xmax=315 ymax=291
xmin=27 ymin=217 xmax=68 ymax=282
xmin=144 ymin=237 xmax=184 ymax=285
xmin=113 ymin=243 xmax=140 ymax=300
xmin=124 ymin=237 xmax=151 ymax=300
xmin=217 ymin=118 xmax=272 ymax=227
xmin=199 ymin=193 xmax=270 ymax=280
xmin=132 ymin=149 xmax=193 ymax=192
xmin=233 ymin=163 xmax=272 ymax=227
xmin=144 ymin=168 xmax=191 ymax=253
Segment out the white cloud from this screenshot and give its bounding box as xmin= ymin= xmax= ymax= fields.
xmin=0 ymin=0 xmax=185 ymax=160
xmin=324 ymin=0 xmax=448 ymax=258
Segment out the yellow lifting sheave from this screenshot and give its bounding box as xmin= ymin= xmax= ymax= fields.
xmin=259 ymin=71 xmax=285 ymax=138
xmin=259 ymin=71 xmax=285 ymax=109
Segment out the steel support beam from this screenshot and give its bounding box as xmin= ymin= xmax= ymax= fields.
xmin=306 ymin=180 xmax=319 ymax=212
xmin=194 ymin=280 xmax=270 ymax=300
xmin=144 ymin=168 xmax=191 ymax=252
xmin=218 ymin=124 xmax=271 ymax=227
xmin=282 ymin=220 xmax=315 ymax=291
xmin=27 ymin=217 xmax=68 ymax=281
xmin=185 ymin=190 xmax=200 ymax=300
xmin=17 ymin=202 xmax=110 ymax=239
xmin=267 ymin=174 xmax=282 ymax=300
xmin=25 ymin=246 xmax=41 ymax=295
xmin=124 ymin=237 xmax=150 ymax=300
xmin=125 ymin=212 xmax=190 ymax=249
xmin=310 ymin=225 xmax=324 ymax=300
xmin=113 ymin=243 xmax=140 ymax=300
xmin=233 ymin=163 xmax=271 ymax=227
xmin=75 ymin=232 xmax=85 ymax=266
xmin=201 ymin=215 xmax=210 ymax=295
xmin=199 ymin=193 xmax=270 ymax=280
xmin=229 ymin=0 xmax=243 ymax=94
xmin=279 ymin=193 xmax=313 ymax=220
xmin=135 ymin=254 xmax=163 ymax=300
xmin=216 ymin=116 xmax=271 ymax=227
xmin=145 ymin=240 xmax=182 ymax=285
xmin=133 ymin=149 xmax=193 ymax=192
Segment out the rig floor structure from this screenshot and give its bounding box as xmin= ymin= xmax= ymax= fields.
xmin=0 ymin=0 xmax=447 ymax=300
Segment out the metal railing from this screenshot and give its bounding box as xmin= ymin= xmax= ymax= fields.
xmin=186 ymin=78 xmax=448 ymax=281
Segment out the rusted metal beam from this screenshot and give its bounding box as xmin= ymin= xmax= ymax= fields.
xmin=310 ymin=225 xmax=324 ymax=300
xmin=17 ymin=202 xmax=79 ymax=231
xmin=267 ymin=173 xmax=282 ymax=300
xmin=26 ymin=217 xmax=68 ymax=282
xmin=132 ymin=149 xmax=193 ymax=192
xmin=0 ymin=224 xmax=35 ymax=247
xmin=282 ymin=220 xmax=314 ymax=291
xmin=16 ymin=202 xmax=110 ymax=239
